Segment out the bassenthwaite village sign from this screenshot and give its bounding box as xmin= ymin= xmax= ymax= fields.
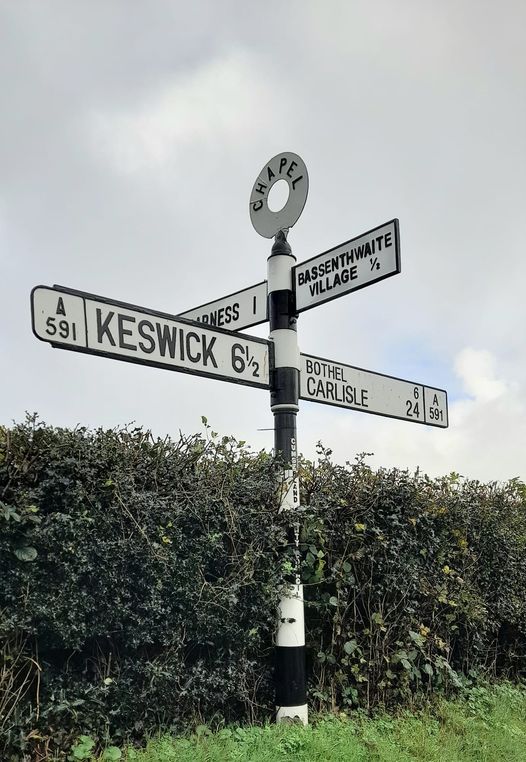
xmin=31 ymin=151 xmax=448 ymax=725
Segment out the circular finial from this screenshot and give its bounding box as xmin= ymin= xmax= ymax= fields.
xmin=249 ymin=152 xmax=308 ymax=238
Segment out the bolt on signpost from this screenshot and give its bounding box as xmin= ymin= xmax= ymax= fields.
xmin=31 ymin=151 xmax=448 ymax=728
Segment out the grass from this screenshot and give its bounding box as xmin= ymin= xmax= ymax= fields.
xmin=109 ymin=683 xmax=526 ymax=762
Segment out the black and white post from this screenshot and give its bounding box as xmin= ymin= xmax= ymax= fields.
xmin=268 ymin=230 xmax=307 ymax=724
xmin=249 ymin=152 xmax=310 ymax=724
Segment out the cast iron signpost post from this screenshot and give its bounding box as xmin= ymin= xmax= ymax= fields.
xmin=31 ymin=151 xmax=448 ymax=728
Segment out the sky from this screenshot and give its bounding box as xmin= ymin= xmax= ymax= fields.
xmin=1 ymin=1 xmax=525 ymax=482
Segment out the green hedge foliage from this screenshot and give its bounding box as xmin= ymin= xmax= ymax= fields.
xmin=1 ymin=417 xmax=525 ymax=759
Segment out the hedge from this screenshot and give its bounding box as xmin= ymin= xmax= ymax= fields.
xmin=1 ymin=416 xmax=525 ymax=759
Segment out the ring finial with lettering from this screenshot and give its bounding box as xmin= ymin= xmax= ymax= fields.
xmin=249 ymin=152 xmax=309 ymax=238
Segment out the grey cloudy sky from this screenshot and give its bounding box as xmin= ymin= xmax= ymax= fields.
xmin=1 ymin=1 xmax=525 ymax=481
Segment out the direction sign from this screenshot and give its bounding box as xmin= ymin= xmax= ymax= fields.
xmin=31 ymin=286 xmax=270 ymax=390
xmin=179 ymin=281 xmax=268 ymax=332
xmin=300 ymin=353 xmax=448 ymax=427
xmin=293 ymin=219 xmax=400 ymax=313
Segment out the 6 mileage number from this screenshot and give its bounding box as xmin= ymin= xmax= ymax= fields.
xmin=406 ymin=386 xmax=422 ymax=420
xmin=406 ymin=385 xmax=447 ymax=426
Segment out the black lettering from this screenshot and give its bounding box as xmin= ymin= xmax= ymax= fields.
xmin=217 ymin=308 xmax=225 ymax=327
xmin=291 ymin=174 xmax=303 ymax=189
xmin=179 ymin=328 xmax=185 ymax=360
xmin=138 ymin=320 xmax=155 ymax=353
xmin=361 ymin=389 xmax=369 ymax=407
xmin=365 ymin=242 xmax=372 ymax=256
xmin=376 ymin=235 xmax=383 ymax=251
xmin=298 ymin=272 xmax=305 ymax=286
xmin=279 ymin=157 xmax=287 ymax=173
xmin=202 ymin=336 xmax=217 ymax=367
xmin=350 ymin=265 xmax=357 ymax=280
xmin=156 ymin=323 xmax=177 ymax=358
xmin=307 ymin=376 xmax=315 ymax=395
xmin=96 ymin=310 xmax=116 ymax=346
xmin=385 ymin=232 xmax=392 ymax=247
xmin=433 ymin=393 xmax=439 ymax=406
xmin=305 ymin=358 xmax=313 ymax=374
xmin=56 ymin=297 xmax=66 ymax=316
xmin=252 ymin=200 xmax=263 ymax=211
xmin=118 ymin=314 xmax=136 ymax=351
xmin=185 ymin=332 xmax=201 ymax=363
xmin=267 ymin=166 xmax=275 ymax=182
xmin=345 ymin=385 xmax=354 ymax=404
xmin=255 ymin=182 xmax=267 ymax=195
xmin=232 ymin=303 xmax=240 ymax=321
xmin=286 ymin=160 xmax=298 ymax=177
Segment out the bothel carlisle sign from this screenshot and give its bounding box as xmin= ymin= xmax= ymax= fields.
xmin=300 ymin=354 xmax=447 ymax=426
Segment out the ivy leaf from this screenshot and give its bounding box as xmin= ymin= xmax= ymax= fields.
xmin=344 ymin=639 xmax=358 ymax=655
xmin=14 ymin=546 xmax=37 ymax=562
xmin=102 ymin=748 xmax=122 ymax=761
xmin=2 ymin=504 xmax=21 ymax=522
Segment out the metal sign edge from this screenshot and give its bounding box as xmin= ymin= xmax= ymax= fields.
xmin=47 ymin=340 xmax=271 ymax=391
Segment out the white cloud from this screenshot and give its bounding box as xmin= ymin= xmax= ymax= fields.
xmin=454 ymin=348 xmax=509 ymax=403
xmin=88 ymin=50 xmax=275 ymax=173
xmin=313 ymin=348 xmax=525 ymax=482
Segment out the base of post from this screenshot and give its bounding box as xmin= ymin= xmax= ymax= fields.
xmin=276 ymin=704 xmax=308 ymax=725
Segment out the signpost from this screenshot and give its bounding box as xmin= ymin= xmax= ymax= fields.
xmin=300 ymin=354 xmax=448 ymax=427
xmin=293 ymin=219 xmax=400 ymax=313
xmin=179 ymin=281 xmax=268 ymax=332
xmin=31 ymin=149 xmax=449 ymax=730
xmin=31 ymin=286 xmax=270 ymax=390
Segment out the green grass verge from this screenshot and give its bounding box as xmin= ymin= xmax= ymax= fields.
xmin=104 ymin=683 xmax=526 ymax=762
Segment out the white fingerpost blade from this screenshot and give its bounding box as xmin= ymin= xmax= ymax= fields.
xmin=293 ymin=219 xmax=400 ymax=313
xmin=179 ymin=281 xmax=268 ymax=332
xmin=31 ymin=285 xmax=270 ymax=390
xmin=300 ymin=353 xmax=448 ymax=427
